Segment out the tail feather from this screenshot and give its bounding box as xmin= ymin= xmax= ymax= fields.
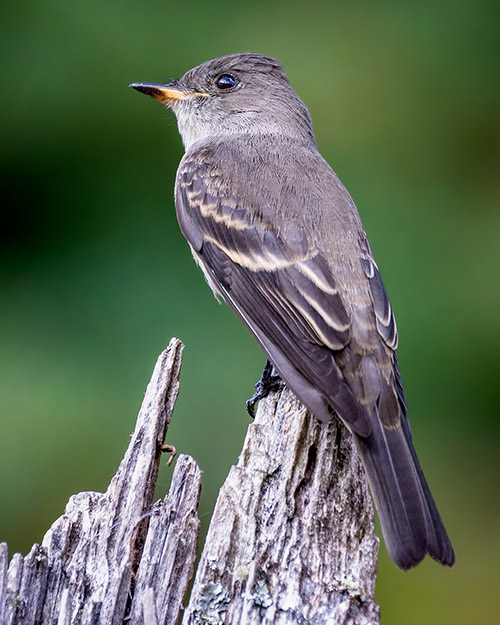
xmin=398 ymin=415 xmax=455 ymax=566
xmin=355 ymin=413 xmax=455 ymax=570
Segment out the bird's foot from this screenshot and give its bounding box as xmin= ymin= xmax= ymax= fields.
xmin=246 ymin=360 xmax=283 ymax=418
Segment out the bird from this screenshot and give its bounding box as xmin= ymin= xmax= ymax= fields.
xmin=130 ymin=52 xmax=455 ymax=571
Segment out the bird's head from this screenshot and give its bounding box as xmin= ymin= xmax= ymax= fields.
xmin=130 ymin=52 xmax=315 ymax=150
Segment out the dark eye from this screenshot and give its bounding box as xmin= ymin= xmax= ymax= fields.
xmin=215 ymin=74 xmax=238 ymax=90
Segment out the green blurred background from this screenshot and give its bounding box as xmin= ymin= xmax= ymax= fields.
xmin=1 ymin=0 xmax=499 ymax=622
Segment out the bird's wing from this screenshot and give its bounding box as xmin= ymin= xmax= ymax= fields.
xmin=359 ymin=246 xmax=399 ymax=352
xmin=176 ymin=148 xmax=455 ymax=570
xmin=176 ymin=151 xmax=370 ymax=436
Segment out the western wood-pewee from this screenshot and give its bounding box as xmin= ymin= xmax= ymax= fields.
xmin=130 ymin=53 xmax=454 ymax=570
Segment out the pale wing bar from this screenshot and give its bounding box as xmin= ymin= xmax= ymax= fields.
xmin=200 ymin=238 xmax=371 ymax=436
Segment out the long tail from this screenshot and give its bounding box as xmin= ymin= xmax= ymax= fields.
xmin=354 ymin=412 xmax=455 ymax=570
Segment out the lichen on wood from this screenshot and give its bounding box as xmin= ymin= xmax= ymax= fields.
xmin=182 ymin=387 xmax=380 ymax=625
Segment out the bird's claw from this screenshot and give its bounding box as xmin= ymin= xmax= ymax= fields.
xmin=246 ymin=360 xmax=283 ymax=418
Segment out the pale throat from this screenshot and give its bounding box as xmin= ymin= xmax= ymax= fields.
xmin=173 ymin=102 xmax=275 ymax=151
xmin=174 ymin=104 xmax=212 ymax=150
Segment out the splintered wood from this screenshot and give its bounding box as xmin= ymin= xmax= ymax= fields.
xmin=0 ymin=339 xmax=379 ymax=624
xmin=182 ymin=388 xmax=379 ymax=625
xmin=0 ymin=339 xmax=202 ymax=625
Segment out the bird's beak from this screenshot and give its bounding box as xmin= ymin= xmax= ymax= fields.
xmin=129 ymin=82 xmax=206 ymax=106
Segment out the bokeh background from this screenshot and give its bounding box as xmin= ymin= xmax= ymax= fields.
xmin=1 ymin=1 xmax=499 ymax=623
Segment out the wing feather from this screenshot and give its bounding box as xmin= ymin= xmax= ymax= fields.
xmin=360 ymin=256 xmax=398 ymax=350
xmin=176 ymin=154 xmax=371 ymax=435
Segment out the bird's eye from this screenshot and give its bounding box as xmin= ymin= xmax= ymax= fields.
xmin=215 ymin=74 xmax=238 ymax=90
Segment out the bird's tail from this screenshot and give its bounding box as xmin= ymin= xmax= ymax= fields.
xmin=354 ymin=412 xmax=455 ymax=570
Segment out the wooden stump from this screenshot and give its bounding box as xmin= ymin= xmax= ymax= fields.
xmin=0 ymin=339 xmax=380 ymax=624
xmin=183 ymin=387 xmax=379 ymax=625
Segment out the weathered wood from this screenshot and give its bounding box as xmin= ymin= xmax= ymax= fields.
xmin=129 ymin=455 xmax=201 ymax=624
xmin=0 ymin=339 xmax=380 ymax=625
xmin=0 ymin=338 xmax=202 ymax=625
xmin=182 ymin=387 xmax=380 ymax=625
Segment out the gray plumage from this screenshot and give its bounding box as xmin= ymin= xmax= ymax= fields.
xmin=130 ymin=52 xmax=454 ymax=570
